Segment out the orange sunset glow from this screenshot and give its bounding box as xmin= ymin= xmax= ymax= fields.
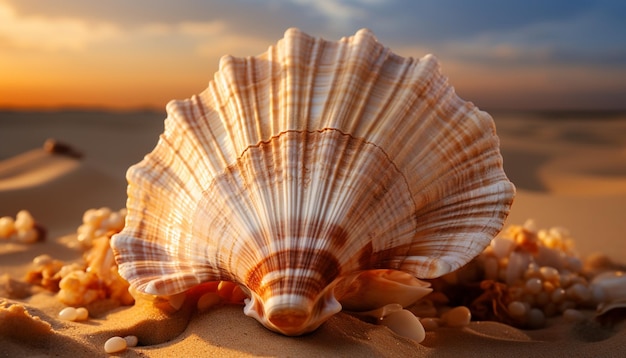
xmin=1 ymin=0 xmax=625 ymax=111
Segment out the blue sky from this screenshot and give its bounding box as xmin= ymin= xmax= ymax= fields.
xmin=2 ymin=0 xmax=625 ymax=109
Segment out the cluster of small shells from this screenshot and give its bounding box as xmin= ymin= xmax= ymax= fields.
xmin=433 ymin=220 xmax=618 ymax=328
xmin=0 ymin=210 xmax=44 ymax=243
xmin=76 ymin=207 xmax=126 ymax=248
xmin=26 ymin=207 xmax=133 ymax=308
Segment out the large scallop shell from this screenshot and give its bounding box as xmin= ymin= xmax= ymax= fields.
xmin=111 ymin=28 xmax=515 ymax=335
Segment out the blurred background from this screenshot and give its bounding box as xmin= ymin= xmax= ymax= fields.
xmin=1 ymin=0 xmax=625 ymax=111
xmin=1 ymin=1 xmax=625 ymax=258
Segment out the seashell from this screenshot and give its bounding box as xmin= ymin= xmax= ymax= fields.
xmin=111 ymin=28 xmax=515 ymax=336
xmin=335 ymin=270 xmax=432 ymax=312
xmin=591 ymin=271 xmax=626 ymax=322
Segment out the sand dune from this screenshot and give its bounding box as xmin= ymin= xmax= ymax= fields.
xmin=0 ymin=151 xmax=127 ymax=240
xmin=0 ymin=149 xmax=80 ymax=192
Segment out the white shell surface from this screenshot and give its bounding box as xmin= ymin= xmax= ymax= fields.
xmin=111 ymin=28 xmax=515 ymax=335
xmin=592 ymin=271 xmax=626 ymax=316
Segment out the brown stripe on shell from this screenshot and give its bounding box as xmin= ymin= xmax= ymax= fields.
xmin=245 ymin=249 xmax=341 ymax=300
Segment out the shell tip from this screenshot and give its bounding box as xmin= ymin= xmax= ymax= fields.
xmin=355 ymin=28 xmax=375 ymax=38
xmin=284 ymin=27 xmax=303 ymax=37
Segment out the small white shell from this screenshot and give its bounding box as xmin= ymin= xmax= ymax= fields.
xmin=111 ymin=28 xmax=515 ymax=335
xmin=591 ymin=271 xmax=626 ymax=316
xmin=104 ymin=336 xmax=127 ymax=354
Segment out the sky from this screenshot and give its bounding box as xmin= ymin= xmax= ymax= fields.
xmin=0 ymin=0 xmax=625 ymax=111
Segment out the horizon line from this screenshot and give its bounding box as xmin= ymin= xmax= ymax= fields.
xmin=2 ymin=105 xmax=626 ymax=115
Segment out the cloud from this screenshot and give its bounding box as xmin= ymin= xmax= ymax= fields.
xmin=7 ymin=0 xmax=621 ymax=67
xmin=0 ymin=1 xmax=266 ymax=59
xmin=2 ymin=0 xmax=624 ymax=109
xmin=361 ymin=0 xmax=625 ymax=71
xmin=0 ymin=2 xmax=120 ymax=51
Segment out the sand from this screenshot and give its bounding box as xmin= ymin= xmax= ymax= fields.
xmin=1 ymin=110 xmax=626 ymax=357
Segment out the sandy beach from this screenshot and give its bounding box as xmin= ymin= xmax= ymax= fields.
xmin=1 ymin=109 xmax=626 ymax=357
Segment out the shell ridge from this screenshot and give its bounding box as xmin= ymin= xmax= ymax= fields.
xmin=354 ymin=52 xmax=410 ymax=139
xmin=150 ymin=132 xmax=203 ymax=200
xmin=372 ymin=56 xmax=442 ymax=157
xmin=242 ymin=56 xmax=263 ymax=148
xmin=213 ymin=57 xmax=254 ymax=158
xmin=195 ymin=173 xmax=265 ymax=286
xmin=321 ymin=31 xmax=383 ymax=131
xmin=302 ymin=38 xmax=325 ymax=131
xmin=266 ymin=43 xmax=281 ymax=137
xmin=285 ymin=27 xmax=318 ymax=131
xmin=335 ymin=32 xmax=389 ymax=135
xmin=168 ymin=93 xmax=230 ymax=173
xmin=315 ymin=36 xmax=348 ymax=129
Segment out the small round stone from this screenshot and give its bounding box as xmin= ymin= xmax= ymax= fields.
xmin=539 ymin=266 xmax=560 ymax=282
xmin=551 ymin=288 xmax=566 ymax=303
xmin=16 ymin=228 xmax=38 ymax=244
xmin=229 ymin=285 xmax=248 ymax=303
xmin=197 ymin=292 xmax=221 ymax=311
xmin=542 ymin=281 xmax=555 ymax=293
xmin=43 ymin=138 xmax=83 ymax=158
xmin=562 ymin=309 xmax=586 ymax=323
xmin=59 ymin=307 xmax=78 ymax=321
xmin=524 ymin=263 xmax=541 ymax=279
xmin=559 ymin=272 xmax=573 ymax=287
xmin=525 ymin=278 xmax=543 ymax=295
xmin=33 ymin=254 xmax=53 ymax=266
xmin=490 ymin=237 xmax=514 ymax=260
xmin=82 ymin=209 xmax=100 ymax=226
xmin=95 ymin=207 xmax=112 ymax=222
xmin=0 ymin=216 xmax=16 ymax=238
xmin=567 ymin=283 xmax=591 ymax=302
xmin=507 ymin=301 xmax=527 ymax=317
xmin=566 ymin=257 xmax=583 ymax=272
xmin=104 ymin=336 xmax=127 ymax=354
xmin=380 ymin=309 xmax=426 ymax=343
xmin=526 ymin=308 xmax=546 ymax=329
xmin=14 ymin=210 xmax=35 ymax=231
xmin=441 ymin=306 xmax=471 ymax=327
xmin=75 ymin=307 xmax=89 ymax=321
xmin=217 ymin=281 xmax=237 ymax=301
xmin=124 ymin=335 xmax=139 ymax=347
xmin=419 ymin=317 xmax=440 ymax=331
xmin=104 ymin=212 xmax=125 ymax=231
